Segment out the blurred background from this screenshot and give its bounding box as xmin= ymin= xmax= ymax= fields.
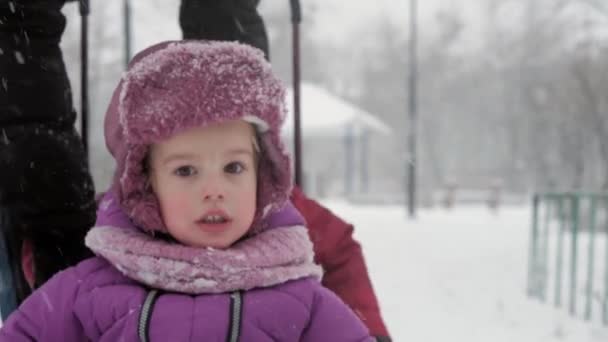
xmin=61 ymin=0 xmax=608 ymax=204
xmin=56 ymin=1 xmax=608 ymax=341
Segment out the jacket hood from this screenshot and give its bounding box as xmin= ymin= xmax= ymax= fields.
xmin=104 ymin=40 xmax=291 ymax=234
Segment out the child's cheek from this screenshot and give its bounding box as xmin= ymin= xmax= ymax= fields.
xmin=159 ymin=192 xmax=195 ymax=222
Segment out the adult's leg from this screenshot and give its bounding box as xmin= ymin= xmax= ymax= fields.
xmin=0 ymin=0 xmax=96 ymax=304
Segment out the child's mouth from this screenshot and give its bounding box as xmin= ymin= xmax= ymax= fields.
xmin=196 ymin=210 xmax=232 ymax=231
xmin=200 ymin=215 xmax=228 ymax=224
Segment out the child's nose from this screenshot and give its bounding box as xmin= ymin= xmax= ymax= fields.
xmin=203 ymin=191 xmax=224 ymax=201
xmin=201 ymin=176 xmax=225 ymax=201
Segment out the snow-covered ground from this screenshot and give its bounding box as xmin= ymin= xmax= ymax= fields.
xmin=320 ymin=200 xmax=608 ymax=342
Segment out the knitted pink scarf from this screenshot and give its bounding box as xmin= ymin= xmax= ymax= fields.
xmin=85 ymin=225 xmax=323 ymax=294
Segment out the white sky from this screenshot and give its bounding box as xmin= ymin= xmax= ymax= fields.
xmin=120 ymin=0 xmax=487 ymax=57
xmin=261 ymin=0 xmax=486 ymax=53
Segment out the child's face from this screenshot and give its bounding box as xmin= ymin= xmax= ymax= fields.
xmin=149 ymin=120 xmax=258 ymax=249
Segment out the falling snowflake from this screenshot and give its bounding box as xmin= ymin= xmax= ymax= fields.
xmin=14 ymin=51 xmax=25 ymax=64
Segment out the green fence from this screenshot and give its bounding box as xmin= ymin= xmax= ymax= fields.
xmin=527 ymin=192 xmax=608 ymax=325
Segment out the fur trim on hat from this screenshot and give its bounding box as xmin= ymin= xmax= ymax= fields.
xmin=103 ymin=40 xmax=291 ymax=234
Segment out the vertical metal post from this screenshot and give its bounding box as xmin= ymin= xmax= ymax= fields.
xmin=360 ymin=129 xmax=369 ymax=194
xmin=540 ymin=198 xmax=552 ymax=301
xmin=527 ymin=194 xmax=541 ymax=297
xmin=603 ymin=196 xmax=608 ymax=325
xmin=554 ymin=197 xmax=566 ymax=307
xmin=344 ymin=125 xmax=354 ymax=197
xmin=79 ymin=0 xmax=90 ymax=156
xmin=289 ymin=0 xmax=302 ymax=188
xmin=406 ymin=0 xmax=418 ymax=218
xmin=584 ymin=196 xmax=597 ymax=321
xmin=569 ymin=195 xmax=580 ymax=316
xmin=124 ymin=0 xmax=132 ymax=68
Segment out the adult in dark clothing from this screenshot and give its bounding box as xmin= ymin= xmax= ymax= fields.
xmin=180 ymin=0 xmax=269 ymax=60
xmin=0 ymin=1 xmax=391 ymax=340
xmin=0 ymin=0 xmax=96 ymax=304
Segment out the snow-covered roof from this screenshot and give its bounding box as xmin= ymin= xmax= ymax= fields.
xmin=282 ymin=82 xmax=391 ymax=138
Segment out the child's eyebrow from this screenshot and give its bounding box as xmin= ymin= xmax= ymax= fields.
xmin=161 ymin=153 xmax=197 ymax=165
xmin=161 ymin=149 xmax=254 ymax=165
xmin=226 ymin=148 xmax=254 ymax=156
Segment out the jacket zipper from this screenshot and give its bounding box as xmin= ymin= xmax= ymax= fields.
xmin=138 ymin=289 xmax=242 ymax=342
xmin=227 ymin=291 xmax=243 ymax=342
xmin=138 ymin=289 xmax=160 ymax=342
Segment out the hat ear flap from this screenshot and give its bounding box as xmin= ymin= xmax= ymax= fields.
xmin=249 ymin=132 xmax=293 ymax=234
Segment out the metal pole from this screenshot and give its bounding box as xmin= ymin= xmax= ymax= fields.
xmin=554 ymin=197 xmax=565 ymax=307
xmin=360 ymin=129 xmax=369 ymax=193
xmin=79 ymin=0 xmax=90 ymax=156
xmin=344 ymin=125 xmax=354 ymax=197
xmin=124 ymin=0 xmax=132 ymax=68
xmin=407 ymin=0 xmax=418 ymax=218
xmin=603 ymin=196 xmax=608 ymax=325
xmin=569 ymin=195 xmax=580 ymax=316
xmin=289 ymin=0 xmax=303 ymax=189
xmin=527 ymin=194 xmax=540 ymax=297
xmin=584 ymin=197 xmax=597 ymax=321
xmin=540 ymin=198 xmax=551 ymax=301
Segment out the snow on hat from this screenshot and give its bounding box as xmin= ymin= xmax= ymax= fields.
xmin=103 ymin=40 xmax=291 ymax=234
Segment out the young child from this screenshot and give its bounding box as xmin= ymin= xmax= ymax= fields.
xmin=0 ymin=40 xmax=372 ymax=341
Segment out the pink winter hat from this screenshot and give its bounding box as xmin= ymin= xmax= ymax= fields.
xmin=104 ymin=40 xmax=291 ymax=234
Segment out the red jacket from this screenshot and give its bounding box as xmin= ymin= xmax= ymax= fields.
xmin=291 ymin=187 xmax=390 ymax=338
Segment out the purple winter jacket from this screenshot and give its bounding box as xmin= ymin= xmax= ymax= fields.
xmin=0 ymin=194 xmax=372 ymax=341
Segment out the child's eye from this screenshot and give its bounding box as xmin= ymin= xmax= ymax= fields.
xmin=224 ymin=162 xmax=245 ymax=174
xmin=173 ymin=166 xmax=196 ymax=177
